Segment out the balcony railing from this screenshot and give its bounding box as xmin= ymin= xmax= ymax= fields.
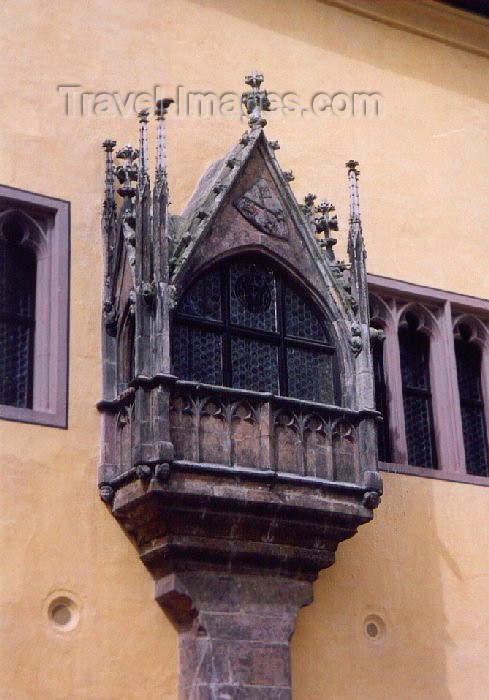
xmin=169 ymin=380 xmax=377 ymax=485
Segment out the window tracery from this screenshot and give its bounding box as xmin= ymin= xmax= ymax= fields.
xmin=369 ymin=283 xmax=489 ymax=482
xmin=172 ymin=258 xmax=336 ymax=403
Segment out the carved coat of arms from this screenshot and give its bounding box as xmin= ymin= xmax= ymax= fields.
xmin=234 ymin=178 xmax=288 ymax=238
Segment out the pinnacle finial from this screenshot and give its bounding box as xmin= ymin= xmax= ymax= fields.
xmin=346 ymin=159 xmax=360 ymax=176
xmin=346 ymin=159 xmax=361 ymax=221
xmin=138 ymin=110 xmax=149 ymax=180
xmin=242 ymin=70 xmax=271 ymax=128
xmin=115 ymin=145 xmax=139 ymax=217
xmin=102 ymin=140 xmax=117 ymax=220
xmin=315 ymin=199 xmax=339 ymax=262
xmin=155 ymin=98 xmax=174 ymax=176
xmin=103 ymin=139 xmax=117 ymax=153
xmin=156 ymin=98 xmax=174 ymax=120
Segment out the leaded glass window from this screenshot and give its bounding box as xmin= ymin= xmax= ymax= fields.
xmin=399 ymin=313 xmax=437 ymax=468
xmin=0 ymin=219 xmax=36 ymax=408
xmin=172 ymin=258 xmax=336 ymax=402
xmin=455 ymin=325 xmax=488 ymax=477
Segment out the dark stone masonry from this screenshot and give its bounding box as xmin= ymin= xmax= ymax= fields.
xmin=98 ymin=73 xmax=382 ymax=698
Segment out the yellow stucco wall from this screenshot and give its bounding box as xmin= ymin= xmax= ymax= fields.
xmin=0 ymin=1 xmax=488 ymax=698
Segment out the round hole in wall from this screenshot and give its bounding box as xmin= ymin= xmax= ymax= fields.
xmin=51 ymin=603 xmax=72 ymax=626
xmin=366 ymin=621 xmax=379 ymax=638
xmin=47 ymin=595 xmax=79 ymax=632
xmin=363 ymin=614 xmax=386 ymax=643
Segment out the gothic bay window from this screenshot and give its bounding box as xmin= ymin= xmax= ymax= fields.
xmin=398 ymin=312 xmax=437 ymax=469
xmin=454 ymin=323 xmax=488 ymax=477
xmin=172 ymin=258 xmax=337 ymax=403
xmin=0 ymin=218 xmax=36 ymax=408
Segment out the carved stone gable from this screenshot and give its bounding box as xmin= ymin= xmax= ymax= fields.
xmin=234 ymin=177 xmax=288 ymax=238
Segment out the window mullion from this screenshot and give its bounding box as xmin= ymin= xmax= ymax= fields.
xmin=435 ymin=301 xmax=465 ymax=472
xmin=221 ymin=266 xmax=231 ymax=387
xmin=276 ymin=275 xmax=287 ymax=396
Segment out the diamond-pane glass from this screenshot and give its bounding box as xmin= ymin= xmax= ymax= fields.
xmin=284 ymin=286 xmax=327 ymax=342
xmin=455 ymin=339 xmax=483 ymax=402
xmin=172 ymin=259 xmax=337 ymax=402
xmin=455 ymin=338 xmax=488 ymax=476
xmin=231 ymin=336 xmax=278 ymax=393
xmin=172 ymin=324 xmax=222 ymax=385
xmin=399 ymin=327 xmax=429 ymax=390
xmin=179 ymin=269 xmax=221 ymax=320
xmin=403 ymin=394 xmax=436 ymax=468
xmin=286 ymin=346 xmax=333 ymax=403
xmin=399 ymin=323 xmax=436 ymax=468
xmin=0 ymin=238 xmax=36 ymax=318
xmin=460 ymin=405 xmax=488 ymax=476
xmin=0 ymin=321 xmax=32 ymax=408
xmin=229 ymin=263 xmax=276 ymax=331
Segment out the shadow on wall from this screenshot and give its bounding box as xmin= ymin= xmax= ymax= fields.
xmin=292 ymin=473 xmax=452 ymax=700
xmin=189 ymin=0 xmax=489 ymax=103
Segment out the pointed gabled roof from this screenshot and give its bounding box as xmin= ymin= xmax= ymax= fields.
xmin=169 ymin=127 xmax=355 ymax=319
xmin=170 ymin=127 xmax=260 ymax=275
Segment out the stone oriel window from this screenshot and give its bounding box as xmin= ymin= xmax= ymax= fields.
xmin=369 ymin=276 xmax=489 ymax=483
xmin=172 ymin=257 xmax=337 ymax=403
xmin=0 ymin=185 xmax=70 ymax=428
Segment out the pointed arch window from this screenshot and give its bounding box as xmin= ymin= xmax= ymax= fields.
xmin=0 ymin=218 xmax=36 ymax=408
xmin=172 ymin=258 xmax=337 ymax=403
xmin=399 ymin=312 xmax=437 ymax=469
xmin=0 ymin=186 xmax=69 ymax=428
xmin=454 ymin=323 xmax=488 ymax=476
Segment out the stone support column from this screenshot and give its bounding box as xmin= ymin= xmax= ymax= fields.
xmin=156 ymin=571 xmax=312 ymax=700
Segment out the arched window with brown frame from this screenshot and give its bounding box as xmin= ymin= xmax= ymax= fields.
xmin=171 ymin=257 xmax=338 ymax=404
xmin=0 ymin=217 xmax=36 ymax=408
xmin=454 ymin=322 xmax=488 ymax=477
xmin=398 ymin=311 xmax=437 ymax=469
